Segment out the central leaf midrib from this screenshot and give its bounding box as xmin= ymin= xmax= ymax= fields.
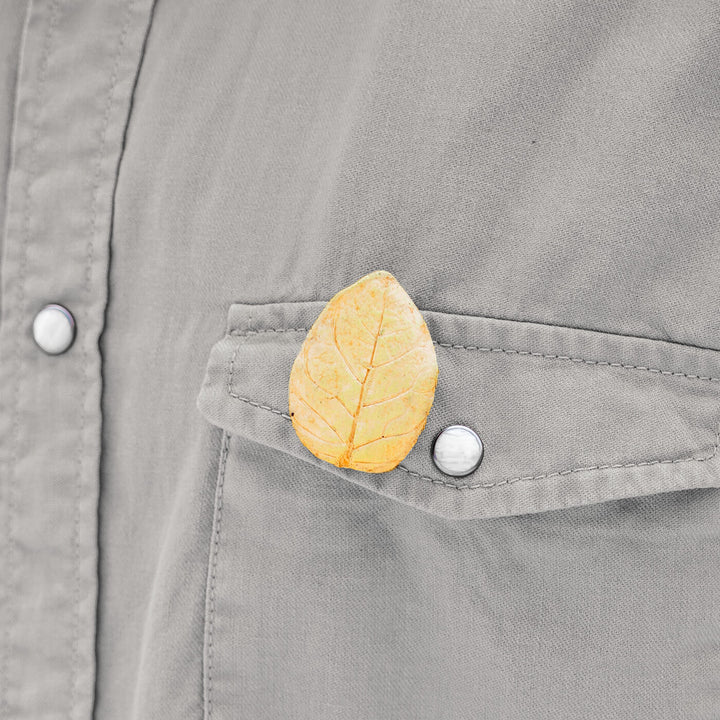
xmin=338 ymin=284 xmax=387 ymax=465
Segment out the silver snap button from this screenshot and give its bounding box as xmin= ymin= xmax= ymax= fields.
xmin=431 ymin=425 xmax=484 ymax=477
xmin=32 ymin=303 xmax=76 ymax=355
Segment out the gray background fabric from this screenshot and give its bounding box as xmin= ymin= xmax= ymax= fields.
xmin=1 ymin=0 xmax=720 ymax=718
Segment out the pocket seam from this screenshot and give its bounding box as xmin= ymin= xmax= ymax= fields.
xmin=223 ymin=326 xmax=720 ymax=491
xmin=227 ymin=326 xmax=720 ymax=384
xmin=204 ymin=430 xmax=230 ymax=719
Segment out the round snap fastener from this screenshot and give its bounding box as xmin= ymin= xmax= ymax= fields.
xmin=431 ymin=425 xmax=484 ymax=477
xmin=32 ymin=303 xmax=76 ymax=355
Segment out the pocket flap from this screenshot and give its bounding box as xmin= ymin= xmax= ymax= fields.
xmin=196 ymin=301 xmax=720 ymax=519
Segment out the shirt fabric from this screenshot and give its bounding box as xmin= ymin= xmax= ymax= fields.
xmin=2 ymin=1 xmax=720 ymax=718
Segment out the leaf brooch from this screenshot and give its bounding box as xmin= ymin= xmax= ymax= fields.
xmin=288 ymin=270 xmax=438 ymax=473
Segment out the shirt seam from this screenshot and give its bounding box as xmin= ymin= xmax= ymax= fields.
xmin=220 ymin=327 xmax=720 ymax=491
xmin=3 ymin=1 xmax=62 ymax=715
xmin=204 ymin=430 xmax=230 ymax=720
xmin=227 ymin=326 xmax=720 ymax=383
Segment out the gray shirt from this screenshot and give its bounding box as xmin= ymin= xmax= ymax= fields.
xmin=1 ymin=1 xmax=720 ymax=718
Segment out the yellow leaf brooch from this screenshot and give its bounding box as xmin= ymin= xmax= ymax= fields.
xmin=288 ymin=270 xmax=438 ymax=473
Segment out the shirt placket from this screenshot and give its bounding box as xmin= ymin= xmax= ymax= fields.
xmin=0 ymin=1 xmax=154 ymax=717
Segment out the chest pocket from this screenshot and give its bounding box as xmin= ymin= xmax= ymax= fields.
xmin=196 ymin=300 xmax=720 ymax=520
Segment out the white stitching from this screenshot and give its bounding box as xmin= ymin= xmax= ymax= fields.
xmin=205 ymin=431 xmax=230 ymax=718
xmin=228 ymin=327 xmax=309 ymax=337
xmin=433 ymin=343 xmax=720 ymax=382
xmin=4 ymin=3 xmax=62 ymax=714
xmin=395 ymin=428 xmax=720 ymax=488
xmin=227 ymin=326 xmax=720 ymax=384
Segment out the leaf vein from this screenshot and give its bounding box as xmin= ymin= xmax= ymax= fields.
xmin=361 ymin=367 xmax=424 ymax=408
xmin=350 ymin=418 xmax=427 ymax=451
xmin=302 ymin=364 xmax=355 ymax=416
xmin=293 ymin=419 xmax=345 ymax=448
xmin=370 ymin=344 xmax=421 ymax=369
xmin=331 ymin=316 xmax=365 ymax=383
xmin=294 ymin=394 xmax=346 ymax=444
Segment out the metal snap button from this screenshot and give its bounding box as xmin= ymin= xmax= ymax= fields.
xmin=431 ymin=425 xmax=484 ymax=477
xmin=32 ymin=303 xmax=76 ymax=355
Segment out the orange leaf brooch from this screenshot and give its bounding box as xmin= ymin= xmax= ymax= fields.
xmin=288 ymin=270 xmax=438 ymax=473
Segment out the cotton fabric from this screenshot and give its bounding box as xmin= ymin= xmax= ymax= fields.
xmin=1 ymin=1 xmax=720 ymax=718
